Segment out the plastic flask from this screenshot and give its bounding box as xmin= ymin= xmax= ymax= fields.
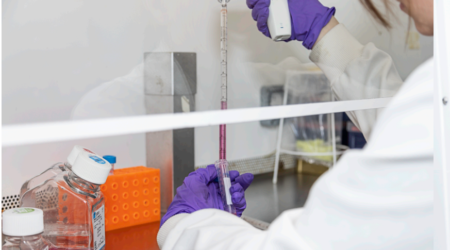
xmin=20 ymin=146 xmax=97 ymax=198
xmin=102 ymin=155 xmax=116 ymax=175
xmin=21 ymin=150 xmax=111 ymax=250
xmin=3 ymin=207 xmax=49 ymax=250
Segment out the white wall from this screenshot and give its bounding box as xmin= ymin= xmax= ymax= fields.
xmin=2 ymin=0 xmax=433 ymax=196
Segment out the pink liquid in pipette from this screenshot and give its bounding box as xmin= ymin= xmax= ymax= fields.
xmin=220 ymin=102 xmax=227 ymax=159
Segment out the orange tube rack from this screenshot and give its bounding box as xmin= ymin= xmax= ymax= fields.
xmin=100 ymin=166 xmax=160 ymax=231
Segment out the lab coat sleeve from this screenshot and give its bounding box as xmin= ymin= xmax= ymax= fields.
xmin=157 ymin=213 xmax=190 ymax=247
xmin=309 ymin=24 xmax=403 ymax=140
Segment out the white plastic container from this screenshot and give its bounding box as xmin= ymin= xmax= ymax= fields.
xmin=2 ymin=207 xmax=49 ymax=250
xmin=20 ymin=146 xmax=97 ymax=198
xmin=267 ymin=0 xmax=291 ymax=41
xmin=21 ymin=150 xmax=111 ymax=250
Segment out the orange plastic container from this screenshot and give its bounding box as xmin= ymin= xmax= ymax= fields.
xmin=105 ymin=221 xmax=159 ymax=250
xmin=100 ymin=166 xmax=161 ymax=231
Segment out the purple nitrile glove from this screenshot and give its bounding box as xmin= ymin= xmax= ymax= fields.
xmin=160 ymin=165 xmax=254 ymax=227
xmin=247 ymin=0 xmax=336 ymax=49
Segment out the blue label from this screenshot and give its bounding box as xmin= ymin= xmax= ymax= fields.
xmin=89 ymin=155 xmax=106 ymax=164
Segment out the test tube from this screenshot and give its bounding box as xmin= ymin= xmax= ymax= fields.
xmin=215 ymin=159 xmax=236 ymax=214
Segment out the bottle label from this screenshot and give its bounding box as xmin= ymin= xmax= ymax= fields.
xmin=224 ymin=177 xmax=232 ymax=205
xmin=12 ymin=208 xmax=35 ymax=214
xmin=89 ymin=155 xmax=106 ymax=164
xmin=92 ymin=205 xmax=106 ymax=250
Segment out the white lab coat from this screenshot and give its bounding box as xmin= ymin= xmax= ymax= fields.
xmin=157 ymin=24 xmax=433 ymax=249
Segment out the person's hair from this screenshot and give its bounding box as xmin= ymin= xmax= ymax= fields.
xmin=359 ymin=0 xmax=395 ymax=29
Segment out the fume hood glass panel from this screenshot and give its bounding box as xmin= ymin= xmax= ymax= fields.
xmin=2 ymin=0 xmax=432 ymax=126
xmin=2 ymin=52 xmax=398 ymax=126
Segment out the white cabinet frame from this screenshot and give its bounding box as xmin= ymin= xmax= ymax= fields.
xmin=434 ymin=0 xmax=450 ymax=248
xmin=3 ymin=98 xmax=391 ymax=147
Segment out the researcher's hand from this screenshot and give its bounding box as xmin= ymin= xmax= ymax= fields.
xmin=160 ymin=165 xmax=254 ymax=227
xmin=247 ymin=0 xmax=336 ymax=49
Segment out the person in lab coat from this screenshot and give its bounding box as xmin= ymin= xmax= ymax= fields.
xmin=157 ymin=0 xmax=433 ymax=248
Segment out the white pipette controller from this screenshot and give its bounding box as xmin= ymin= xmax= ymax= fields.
xmin=267 ymin=0 xmax=292 ymax=41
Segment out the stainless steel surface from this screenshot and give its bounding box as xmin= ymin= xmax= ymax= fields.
xmin=243 ymin=172 xmax=320 ymax=223
xmin=144 ymin=53 xmax=173 ymax=95
xmin=173 ymin=53 xmax=197 ymax=95
xmin=145 ymin=130 xmax=173 ymax=213
xmin=144 ymin=52 xmax=197 ymax=96
xmin=144 ymin=52 xmax=197 ymax=214
xmin=172 ymin=128 xmax=195 ymax=195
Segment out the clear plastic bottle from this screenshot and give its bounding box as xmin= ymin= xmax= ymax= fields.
xmin=20 ymin=146 xmax=97 ymax=198
xmin=3 ymin=207 xmax=49 ymax=250
xmin=21 ymin=150 xmax=111 ymax=250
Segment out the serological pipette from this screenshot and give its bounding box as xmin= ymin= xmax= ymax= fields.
xmin=216 ymin=0 xmax=236 ymax=215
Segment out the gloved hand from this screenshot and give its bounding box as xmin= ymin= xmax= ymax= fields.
xmin=160 ymin=165 xmax=254 ymax=227
xmin=247 ymin=0 xmax=336 ymax=49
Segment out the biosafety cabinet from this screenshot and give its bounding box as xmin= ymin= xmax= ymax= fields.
xmin=2 ymin=1 xmax=450 ymax=244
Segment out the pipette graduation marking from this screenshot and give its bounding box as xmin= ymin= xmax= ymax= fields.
xmin=217 ymin=0 xmax=236 ymax=215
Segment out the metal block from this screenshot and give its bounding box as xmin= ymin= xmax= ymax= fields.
xmin=144 ymin=52 xmax=197 ymax=214
xmin=144 ymin=52 xmax=197 ymax=96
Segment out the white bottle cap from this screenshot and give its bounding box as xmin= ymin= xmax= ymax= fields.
xmin=71 ymin=151 xmax=111 ymax=184
xmin=67 ymin=145 xmax=97 ymax=166
xmin=3 ymin=208 xmax=44 ymax=236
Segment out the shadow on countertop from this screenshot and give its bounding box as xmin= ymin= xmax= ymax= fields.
xmin=243 ymin=171 xmax=320 ymax=223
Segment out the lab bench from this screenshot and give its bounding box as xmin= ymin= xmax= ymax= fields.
xmin=0 ymin=168 xmax=320 ymax=250
xmin=102 ymin=171 xmax=319 ymax=250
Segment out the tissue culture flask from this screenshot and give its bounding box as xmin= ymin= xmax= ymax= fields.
xmin=21 ymin=172 xmax=105 ymax=249
xmin=20 ymin=145 xmax=96 ymax=199
xmin=20 ymin=162 xmax=70 ymax=198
